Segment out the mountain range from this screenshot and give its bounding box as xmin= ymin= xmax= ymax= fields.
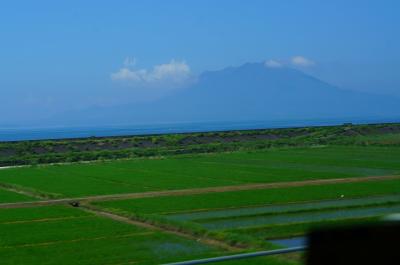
xmin=43 ymin=62 xmax=400 ymax=126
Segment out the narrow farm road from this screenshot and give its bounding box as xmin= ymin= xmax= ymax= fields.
xmin=1 ymin=175 xmax=399 ymax=209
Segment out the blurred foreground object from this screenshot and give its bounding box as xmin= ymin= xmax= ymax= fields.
xmin=307 ymin=221 xmax=400 ymax=265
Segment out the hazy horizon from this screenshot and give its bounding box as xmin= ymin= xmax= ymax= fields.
xmin=1 ymin=1 xmax=399 ymax=127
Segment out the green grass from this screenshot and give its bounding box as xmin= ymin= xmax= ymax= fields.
xmin=0 ymin=205 xmax=88 ymax=223
xmin=0 ymin=205 xmax=298 ymax=265
xmin=0 ymin=188 xmax=36 ymax=203
xmin=95 ymin=178 xmax=400 ymax=215
xmin=2 ymin=123 xmax=399 ymax=167
xmin=1 ymin=144 xmax=399 ymax=265
xmin=0 ymin=234 xmax=223 ymax=265
xmin=229 ymin=217 xmax=380 ymax=240
xmin=0 ymin=146 xmax=399 ymax=198
xmin=198 ymin=204 xmax=400 ymax=230
xmin=94 ymin=179 xmax=400 ymax=245
xmin=166 ymin=195 xmax=400 ymax=222
xmin=0 ymin=205 xmax=233 ymax=265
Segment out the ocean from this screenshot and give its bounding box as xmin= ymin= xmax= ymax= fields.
xmin=0 ymin=117 xmax=398 ymax=142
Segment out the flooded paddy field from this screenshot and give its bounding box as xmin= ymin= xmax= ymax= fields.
xmin=199 ymin=204 xmax=400 ymax=230
xmin=166 ymin=195 xmax=400 ymax=222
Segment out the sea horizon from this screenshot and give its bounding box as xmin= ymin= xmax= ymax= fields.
xmin=1 ymin=116 xmax=399 ymax=142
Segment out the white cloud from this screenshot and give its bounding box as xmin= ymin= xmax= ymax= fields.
xmin=111 ymin=59 xmax=192 ymax=87
xmin=150 ymin=60 xmax=191 ymax=83
xmin=264 ymin=59 xmax=283 ymax=68
xmin=111 ymin=68 xmax=146 ymax=82
xmin=123 ymin=57 xmax=137 ymax=67
xmin=291 ymin=56 xmax=315 ymax=67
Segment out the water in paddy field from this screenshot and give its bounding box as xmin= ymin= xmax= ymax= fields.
xmin=167 ymin=195 xmax=400 ymax=222
xmin=202 ymin=204 xmax=400 ymax=230
xmin=269 ymin=237 xmax=307 ymax=248
xmin=1 ymin=117 xmax=399 ymax=142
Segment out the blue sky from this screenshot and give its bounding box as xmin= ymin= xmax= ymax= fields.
xmin=1 ymin=0 xmax=399 ymax=125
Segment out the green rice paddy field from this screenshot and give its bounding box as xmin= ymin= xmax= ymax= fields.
xmin=0 ymin=206 xmax=224 ymax=265
xmin=0 ymin=146 xmax=399 ymax=198
xmin=96 ymin=179 xmax=400 ymax=243
xmin=0 ymin=188 xmax=37 ymax=203
xmin=0 ymin=205 xmax=297 ymax=265
xmin=97 ymin=180 xmax=400 ymax=214
xmin=0 ymin=145 xmax=399 ymax=264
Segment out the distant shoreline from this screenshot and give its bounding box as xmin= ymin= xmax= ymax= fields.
xmin=1 ymin=117 xmax=399 ymax=142
xmin=1 ymin=122 xmax=400 ymax=167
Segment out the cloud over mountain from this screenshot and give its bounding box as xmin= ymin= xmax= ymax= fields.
xmin=111 ymin=59 xmax=192 ymax=88
xmin=264 ymin=59 xmax=283 ymax=68
xmin=291 ymin=56 xmax=315 ymax=67
xmin=264 ymin=56 xmax=315 ymax=68
xmin=48 ymin=62 xmax=400 ymax=127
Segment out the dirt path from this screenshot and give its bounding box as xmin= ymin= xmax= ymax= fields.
xmin=81 ymin=206 xmax=240 ymax=251
xmin=1 ymin=175 xmax=399 ymax=209
xmin=0 ymin=184 xmax=46 ymax=200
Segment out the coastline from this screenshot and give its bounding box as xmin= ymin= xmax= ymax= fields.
xmin=1 ymin=117 xmax=400 ymax=142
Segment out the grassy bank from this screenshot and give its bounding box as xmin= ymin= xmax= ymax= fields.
xmin=1 ymin=123 xmax=399 ymax=166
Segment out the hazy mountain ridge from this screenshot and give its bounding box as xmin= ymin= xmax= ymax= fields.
xmin=38 ymin=62 xmax=400 ymax=126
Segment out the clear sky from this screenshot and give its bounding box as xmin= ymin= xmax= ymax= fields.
xmin=1 ymin=0 xmax=399 ymax=125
